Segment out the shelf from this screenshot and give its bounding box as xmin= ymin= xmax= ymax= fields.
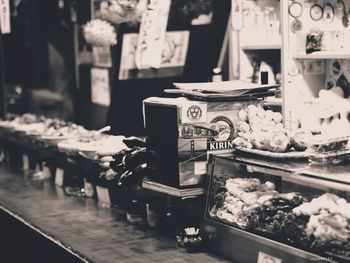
xmin=241 ymin=44 xmax=281 ymax=50
xmin=142 ymin=179 xmax=204 ymax=198
xmin=293 ymin=51 xmax=350 ymax=59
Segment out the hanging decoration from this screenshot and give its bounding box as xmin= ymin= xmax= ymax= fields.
xmin=84 ymin=0 xmax=148 ymax=46
xmin=83 ymin=0 xmax=215 ymax=47
xmin=83 ymin=19 xmax=117 ymax=46
xmin=100 ymin=0 xmax=148 ymax=25
xmin=310 ymin=4 xmax=323 ymax=21
xmin=289 ymin=1 xmax=303 ymax=33
xmin=323 ymin=3 xmax=335 ymax=24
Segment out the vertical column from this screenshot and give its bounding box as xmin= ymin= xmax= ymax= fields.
xmin=0 ymin=33 xmax=5 ymax=118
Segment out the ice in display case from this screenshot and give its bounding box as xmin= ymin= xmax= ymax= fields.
xmin=202 ymin=155 xmax=350 ymax=263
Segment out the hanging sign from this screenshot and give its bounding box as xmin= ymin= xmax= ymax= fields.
xmin=0 ymin=0 xmax=10 ymax=34
xmin=135 ymin=0 xmax=171 ymax=69
xmin=91 ymin=68 xmax=110 ymax=106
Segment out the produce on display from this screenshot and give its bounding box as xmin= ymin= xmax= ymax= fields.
xmin=0 ymin=113 xmax=156 ymax=189
xmin=208 ymin=173 xmax=350 ymax=259
xmin=0 ymin=114 xmax=128 ymax=159
xmin=99 ymin=137 xmax=157 ymax=188
xmin=233 ymin=105 xmax=310 ymax=153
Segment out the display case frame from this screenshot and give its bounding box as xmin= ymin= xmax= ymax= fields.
xmin=202 ymin=154 xmax=349 ymax=263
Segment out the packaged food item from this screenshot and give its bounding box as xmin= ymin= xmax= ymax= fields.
xmin=306 ymin=29 xmax=322 ymax=54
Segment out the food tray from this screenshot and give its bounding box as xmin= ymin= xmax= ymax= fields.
xmin=236 ymin=147 xmax=309 ymax=159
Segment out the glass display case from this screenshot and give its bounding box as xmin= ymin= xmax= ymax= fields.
xmin=202 ymin=154 xmax=350 ymax=263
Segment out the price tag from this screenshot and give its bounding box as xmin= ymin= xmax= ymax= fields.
xmin=22 ymin=154 xmax=30 ymax=171
xmin=84 ymin=179 xmax=94 ymax=198
xmin=0 ymin=0 xmax=10 ymax=34
xmin=96 ymin=186 xmax=111 ymax=207
xmin=257 ymin=252 xmax=282 ymax=263
xmin=42 ymin=165 xmax=52 ymax=179
xmin=55 ymin=168 xmax=64 ymax=187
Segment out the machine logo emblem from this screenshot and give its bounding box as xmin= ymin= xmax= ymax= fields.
xmin=187 ymin=105 xmax=202 ymax=121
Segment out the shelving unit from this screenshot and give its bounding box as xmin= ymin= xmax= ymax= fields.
xmin=281 ymin=0 xmax=350 ymax=129
xmin=241 ymin=43 xmax=281 ymax=51
xmin=229 ymin=0 xmax=282 ymax=86
xmin=292 ymin=52 xmax=350 ymax=60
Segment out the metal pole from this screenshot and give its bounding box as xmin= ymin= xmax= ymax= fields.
xmin=0 ymin=31 xmax=6 ymax=118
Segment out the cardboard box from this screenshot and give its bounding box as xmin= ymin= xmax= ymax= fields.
xmin=143 ymin=97 xmax=262 ymax=188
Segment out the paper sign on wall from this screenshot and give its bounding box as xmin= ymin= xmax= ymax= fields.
xmin=119 ymin=31 xmax=189 ymax=80
xmin=0 ymin=0 xmax=10 ymax=34
xmin=92 ymin=46 xmax=112 ymax=68
xmin=91 ymin=68 xmax=110 ymax=106
xmin=135 ymin=0 xmax=171 ymax=69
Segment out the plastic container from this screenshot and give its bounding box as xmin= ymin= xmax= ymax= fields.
xmin=308 ymin=149 xmax=350 ymax=165
xmin=300 ymin=135 xmax=350 ymax=153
